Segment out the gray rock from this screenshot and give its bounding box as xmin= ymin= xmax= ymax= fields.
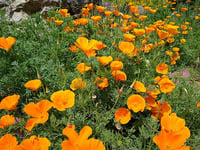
xmin=12 ymin=10 xmax=29 ymax=22
xmin=1 ymin=0 xmax=103 ymax=21
xmin=0 ymin=0 xmax=11 ymax=8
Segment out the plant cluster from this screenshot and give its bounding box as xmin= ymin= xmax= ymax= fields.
xmin=0 ymin=0 xmax=200 ymax=149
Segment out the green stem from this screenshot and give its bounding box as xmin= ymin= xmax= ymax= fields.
xmin=148 ymin=103 xmax=162 ymax=150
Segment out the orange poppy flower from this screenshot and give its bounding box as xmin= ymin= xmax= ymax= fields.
xmin=151 ymin=101 xmax=171 ymax=120
xmin=79 ymin=18 xmax=88 ymax=25
xmin=129 ymin=6 xmax=137 ymax=13
xmin=181 ymin=8 xmax=188 ymax=12
xmin=182 ymin=31 xmax=188 ymax=34
xmin=20 ymin=136 xmax=51 ymax=150
xmin=97 ymin=56 xmax=113 ymax=66
xmin=176 ymin=14 xmax=181 ymax=17
xmin=0 ymin=134 xmax=20 ymax=150
xmin=0 ymin=94 xmax=20 ymax=110
xmin=127 ymin=94 xmax=146 ymax=113
xmin=161 ymin=113 xmax=187 ymax=133
xmin=144 ymin=6 xmax=151 ymax=11
xmin=166 ymin=51 xmax=173 ymax=56
xmin=96 ymin=6 xmax=105 ymax=12
xmin=197 ymin=102 xmax=200 ymax=109
xmin=55 ymin=19 xmax=64 ymax=25
xmin=24 ymin=100 xmax=52 ymax=131
xmin=158 ymin=78 xmax=175 ymax=93
xmin=147 ymin=88 xmax=160 ymax=98
xmin=145 ymin=95 xmax=157 ymax=109
xmin=112 ymin=10 xmax=120 ymax=16
xmin=62 ymin=125 xmax=105 ymax=150
xmin=138 ymin=15 xmax=147 ymax=21
xmin=157 ymin=29 xmax=169 ymax=39
xmin=85 ymin=3 xmax=93 ymax=10
xmin=0 ymin=36 xmax=16 ymax=51
xmin=59 ymin=9 xmax=70 ymax=16
xmin=104 ymin=11 xmax=112 ymax=17
xmin=50 ymin=90 xmax=75 ymax=111
xmin=134 ymin=81 xmax=146 ymax=93
xmin=77 ymin=63 xmax=92 ymax=74
xmin=181 ymin=25 xmax=187 ymax=30
xmin=0 ymin=115 xmax=15 ymax=129
xmin=156 ymin=63 xmax=168 ymax=74
xmin=24 ymin=79 xmax=42 ymax=91
xmin=173 ymin=47 xmax=180 ymax=52
xmin=118 ymin=41 xmax=134 ymax=55
xmin=110 ymin=60 xmax=123 ymax=70
xmin=95 ymin=77 xmax=109 ymax=90
xmin=153 ymin=128 xmax=190 ymax=150
xmin=129 ymin=22 xmax=138 ymax=29
xmin=111 ymin=70 xmax=127 ymax=81
xmin=81 ymin=138 xmax=106 ymax=150
xmin=111 ymin=22 xmax=118 ymax=28
xmin=91 ymin=16 xmax=102 ymax=23
xmin=74 ymin=37 xmax=97 ymax=57
xmin=132 ymin=29 xmax=145 ymax=36
xmin=115 ymin=108 xmax=131 ymax=124
xmin=180 ymin=39 xmax=186 ymax=43
xmin=70 ymin=78 xmax=86 ymax=91
xmin=144 ymin=27 xmax=155 ymax=33
xmin=94 ymin=41 xmax=106 ymax=50
xmin=69 ymin=45 xmax=79 ymax=52
xmin=123 ymin=34 xmax=135 ymax=42
xmin=167 ymin=37 xmax=175 ymax=43
xmin=122 ymin=14 xmax=132 ymax=20
xmin=150 ymin=9 xmax=157 ymax=14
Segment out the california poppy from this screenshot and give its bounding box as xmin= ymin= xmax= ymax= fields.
xmin=133 ymin=29 xmax=145 ymax=36
xmin=104 ymin=11 xmax=112 ymax=17
xmin=55 ymin=19 xmax=64 ymax=25
xmin=180 ymin=39 xmax=186 ymax=43
xmin=115 ymin=108 xmax=131 ymax=124
xmin=79 ymin=18 xmax=88 ymax=25
xmin=74 ymin=37 xmax=97 ymax=57
xmin=24 ymin=79 xmax=42 ymax=91
xmin=62 ymin=125 xmax=105 ymax=150
xmin=0 ymin=94 xmax=20 ymax=110
xmin=59 ymin=9 xmax=70 ymax=16
xmin=97 ymin=56 xmax=113 ymax=66
xmin=69 ymin=45 xmax=79 ymax=52
xmin=153 ymin=128 xmax=190 ymax=150
xmin=50 ymin=90 xmax=75 ymax=111
xmin=158 ymin=78 xmax=175 ymax=93
xmin=118 ymin=41 xmax=134 ymax=55
xmin=70 ymin=78 xmax=86 ymax=91
xmin=157 ymin=29 xmax=169 ymax=39
xmin=0 ymin=115 xmax=15 ymax=129
xmin=134 ymin=81 xmax=146 ymax=93
xmin=111 ymin=70 xmax=127 ymax=81
xmin=96 ymin=6 xmax=105 ymax=12
xmin=20 ymin=136 xmax=51 ymax=150
xmin=197 ymin=102 xmax=200 ymax=109
xmin=110 ymin=61 xmax=123 ymax=70
xmin=24 ymin=100 xmax=52 ymax=131
xmin=91 ymin=16 xmax=102 ymax=23
xmin=123 ymin=34 xmax=135 ymax=42
xmin=95 ymin=77 xmax=109 ymax=90
xmin=0 ymin=134 xmax=20 ymax=150
xmin=151 ymin=101 xmax=171 ymax=119
xmin=94 ymin=41 xmax=106 ymax=50
xmin=0 ymin=36 xmax=16 ymax=51
xmin=127 ymin=94 xmax=146 ymax=113
xmin=77 ymin=63 xmax=92 ymax=74
xmin=156 ymin=63 xmax=168 ymax=74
